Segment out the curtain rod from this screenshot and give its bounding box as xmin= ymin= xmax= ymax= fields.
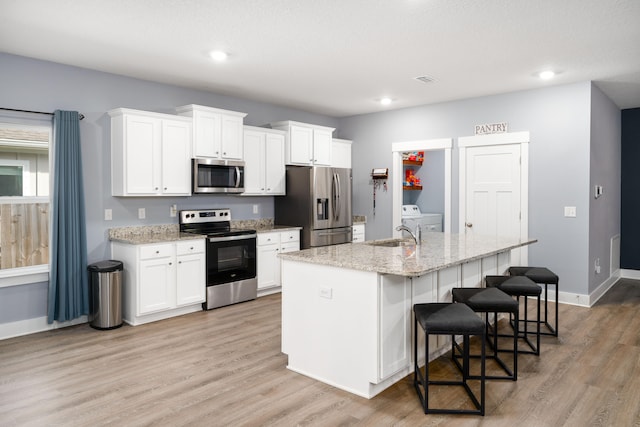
xmin=0 ymin=107 xmax=85 ymax=120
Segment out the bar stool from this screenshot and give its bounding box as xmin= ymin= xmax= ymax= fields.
xmin=485 ymin=275 xmax=542 ymax=356
xmin=452 ymin=287 xmax=519 ymax=380
xmin=509 ymin=267 xmax=559 ymax=336
xmin=413 ymin=302 xmax=486 ymax=415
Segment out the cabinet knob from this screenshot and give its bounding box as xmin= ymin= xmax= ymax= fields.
xmin=267 ymin=188 xmax=270 ymax=191
xmin=261 ymin=188 xmax=264 ymax=191
xmin=164 ymin=187 xmax=167 ymax=190
xmin=190 ymin=246 xmax=194 ymax=250
xmin=215 ymin=151 xmax=219 ymax=155
xmin=178 ymin=261 xmax=182 ymax=264
xmin=156 ymin=250 xmax=160 ymax=254
xmin=223 ymin=152 xmax=226 ymax=155
xmin=169 ymin=262 xmax=172 ymax=266
xmin=155 ymin=187 xmax=159 ymax=190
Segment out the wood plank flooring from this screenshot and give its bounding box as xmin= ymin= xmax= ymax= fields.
xmin=1 ymin=279 xmax=639 ymax=426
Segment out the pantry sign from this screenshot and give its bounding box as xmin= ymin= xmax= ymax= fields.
xmin=474 ymin=122 xmax=508 ymax=135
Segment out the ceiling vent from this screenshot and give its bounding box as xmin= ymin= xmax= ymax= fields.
xmin=414 ymin=75 xmax=436 ymax=84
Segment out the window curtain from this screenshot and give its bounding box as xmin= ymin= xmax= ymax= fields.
xmin=47 ymin=110 xmax=89 ymax=323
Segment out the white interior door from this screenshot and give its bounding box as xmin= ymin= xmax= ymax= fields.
xmin=459 ymin=132 xmax=529 ymax=266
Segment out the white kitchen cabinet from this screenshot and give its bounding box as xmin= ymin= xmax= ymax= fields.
xmin=331 ymin=138 xmax=352 ymax=168
xmin=176 ymin=104 xmax=247 ymax=160
xmin=242 ymin=126 xmax=286 ymax=195
xmin=176 ymin=241 xmax=207 ymax=306
xmin=257 ymin=229 xmax=300 ymax=294
xmin=378 ymin=274 xmax=411 ymax=381
xmin=352 ymin=223 xmax=365 ymax=242
xmin=111 ymin=239 xmax=205 ymax=325
xmin=270 ymin=120 xmax=334 ymax=166
xmin=109 ymin=108 xmax=192 ymax=197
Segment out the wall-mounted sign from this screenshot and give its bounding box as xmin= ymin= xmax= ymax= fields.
xmin=474 ymin=122 xmax=508 ymax=135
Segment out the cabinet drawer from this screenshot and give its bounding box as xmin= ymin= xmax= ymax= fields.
xmin=139 ymin=243 xmax=173 ymax=260
xmin=280 ymin=230 xmax=300 ymax=243
xmin=258 ymin=232 xmax=280 ymax=246
xmin=176 ymin=239 xmax=205 ymax=255
xmin=280 ymin=241 xmax=300 ymax=253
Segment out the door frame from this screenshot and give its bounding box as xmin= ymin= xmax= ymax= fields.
xmin=392 ymin=138 xmax=452 ymax=237
xmin=458 ymin=131 xmax=530 ymax=263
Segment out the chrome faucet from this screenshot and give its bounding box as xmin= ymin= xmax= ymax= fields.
xmin=396 ymin=224 xmax=421 ymax=245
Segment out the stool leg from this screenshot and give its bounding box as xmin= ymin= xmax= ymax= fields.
xmin=513 ymin=309 xmax=518 ymax=380
xmin=536 ymin=294 xmax=541 ymax=355
xmin=554 ymin=283 xmax=559 ymax=337
xmin=480 ymin=332 xmax=485 ymax=416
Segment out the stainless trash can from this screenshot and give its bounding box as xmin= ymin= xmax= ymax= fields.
xmin=88 ymin=260 xmax=123 ymax=330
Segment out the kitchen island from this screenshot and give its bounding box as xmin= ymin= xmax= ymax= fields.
xmin=279 ymin=233 xmax=536 ymax=398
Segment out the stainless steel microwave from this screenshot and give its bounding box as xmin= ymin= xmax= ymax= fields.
xmin=192 ymin=158 xmax=245 ymax=194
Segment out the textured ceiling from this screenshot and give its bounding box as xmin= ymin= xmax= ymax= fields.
xmin=1 ymin=0 xmax=639 ymax=117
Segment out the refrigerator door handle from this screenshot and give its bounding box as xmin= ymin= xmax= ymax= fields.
xmin=333 ymin=172 xmax=341 ymax=221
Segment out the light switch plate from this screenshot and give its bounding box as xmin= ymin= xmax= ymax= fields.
xmin=104 ymin=209 xmax=112 ymax=221
xmin=138 ymin=208 xmax=146 ymax=219
xmin=564 ymin=206 xmax=577 ymax=217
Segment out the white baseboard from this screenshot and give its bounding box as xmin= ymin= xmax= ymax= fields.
xmin=0 ymin=315 xmax=88 ymax=341
xmin=620 ymin=268 xmax=640 ymax=280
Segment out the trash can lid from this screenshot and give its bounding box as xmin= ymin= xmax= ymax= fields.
xmin=88 ymin=260 xmax=123 ymax=272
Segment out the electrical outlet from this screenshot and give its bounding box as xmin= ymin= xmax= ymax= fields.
xmin=595 ymin=258 xmax=601 ymax=274
xmin=138 ymin=208 xmax=146 ymax=219
xmin=104 ymin=209 xmax=112 ymax=221
xmin=170 ymin=204 xmax=177 ymax=217
xmin=319 ymin=287 xmax=332 ymax=299
xmin=253 ymin=204 xmax=259 ymax=214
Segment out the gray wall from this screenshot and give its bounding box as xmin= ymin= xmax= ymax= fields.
xmin=589 ymin=83 xmax=622 ymax=292
xmin=0 ymin=52 xmax=623 ymax=329
xmin=339 ymin=82 xmax=600 ymax=297
xmin=0 ymin=53 xmax=338 ymax=325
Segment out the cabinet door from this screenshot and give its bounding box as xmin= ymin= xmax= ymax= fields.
xmin=352 ymin=224 xmax=365 ymax=242
xmin=257 ymin=243 xmax=279 ymax=290
xmin=176 ymin=253 xmax=206 ymax=306
xmin=264 ymin=133 xmax=285 ymax=194
xmin=313 ymin=128 xmax=332 ymax=166
xmin=243 ymin=130 xmax=265 ymax=194
xmin=139 ymin=257 xmax=174 ymax=315
xmin=161 ymin=119 xmax=192 ymax=195
xmin=331 ymin=139 xmax=352 ymax=168
xmin=221 ymin=115 xmax=243 ymax=159
xmin=193 ymin=110 xmax=221 ymax=158
xmin=378 ymin=274 xmax=411 ymax=380
xmin=124 ymin=115 xmax=161 ymax=194
xmin=289 ymin=125 xmax=313 ymax=165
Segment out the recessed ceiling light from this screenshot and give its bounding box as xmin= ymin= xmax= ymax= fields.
xmin=209 ymin=50 xmax=228 ymax=61
xmin=380 ymin=97 xmax=392 ymax=106
xmin=538 ymin=70 xmax=555 ymax=80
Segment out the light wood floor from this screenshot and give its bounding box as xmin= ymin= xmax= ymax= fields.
xmin=1 ymin=279 xmax=639 ymax=427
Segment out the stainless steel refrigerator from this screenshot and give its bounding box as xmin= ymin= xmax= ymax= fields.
xmin=275 ymin=166 xmax=352 ymax=249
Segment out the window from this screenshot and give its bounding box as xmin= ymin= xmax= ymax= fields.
xmin=0 ymin=121 xmax=51 ymax=275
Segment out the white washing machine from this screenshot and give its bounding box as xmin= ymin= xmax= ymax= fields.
xmin=401 ymin=205 xmax=443 ymax=232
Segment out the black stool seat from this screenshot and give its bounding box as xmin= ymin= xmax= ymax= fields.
xmin=488 ymin=276 xmax=542 ymax=297
xmin=452 ymin=287 xmax=519 ymax=380
xmin=413 ymin=303 xmax=486 ymax=415
xmin=509 ymin=266 xmax=559 ymax=336
xmin=485 ymin=275 xmax=542 ymax=356
xmin=415 ymin=303 xmax=485 ymax=335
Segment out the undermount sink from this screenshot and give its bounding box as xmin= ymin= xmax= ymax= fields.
xmin=366 ymin=238 xmax=415 ymax=247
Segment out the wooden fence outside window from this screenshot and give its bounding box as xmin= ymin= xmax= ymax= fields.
xmin=0 ymin=202 xmax=49 ymax=269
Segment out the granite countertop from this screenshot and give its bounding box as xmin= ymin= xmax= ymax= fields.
xmin=279 ymin=233 xmax=537 ymax=277
xmin=109 ymin=225 xmax=205 ymax=245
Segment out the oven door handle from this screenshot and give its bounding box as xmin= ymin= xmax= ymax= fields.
xmin=208 ymin=234 xmax=256 ymax=243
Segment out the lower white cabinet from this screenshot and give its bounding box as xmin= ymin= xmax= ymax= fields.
xmin=352 ymin=223 xmax=365 ymax=242
xmin=112 ymin=239 xmax=206 ymax=325
xmin=257 ymin=229 xmax=300 ymax=294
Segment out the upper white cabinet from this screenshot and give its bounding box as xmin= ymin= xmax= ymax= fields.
xmin=243 ymin=126 xmax=286 ymax=196
xmin=176 ymin=104 xmax=247 ymax=160
xmin=331 ymin=138 xmax=352 ymax=168
xmin=109 ymin=108 xmax=192 ymax=197
xmin=270 ymin=121 xmax=334 ymax=166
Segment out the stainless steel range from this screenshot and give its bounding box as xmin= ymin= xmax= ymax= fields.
xmin=179 ymin=208 xmax=257 ymax=310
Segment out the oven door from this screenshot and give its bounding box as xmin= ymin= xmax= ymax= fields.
xmin=206 ymin=234 xmax=256 ymax=285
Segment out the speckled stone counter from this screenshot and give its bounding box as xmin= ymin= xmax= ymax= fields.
xmin=279 ymin=233 xmax=536 ymax=277
xmin=231 ymin=218 xmax=301 ymax=234
xmin=109 ymin=225 xmax=205 ymax=244
xmin=352 ymin=215 xmax=367 ymax=224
